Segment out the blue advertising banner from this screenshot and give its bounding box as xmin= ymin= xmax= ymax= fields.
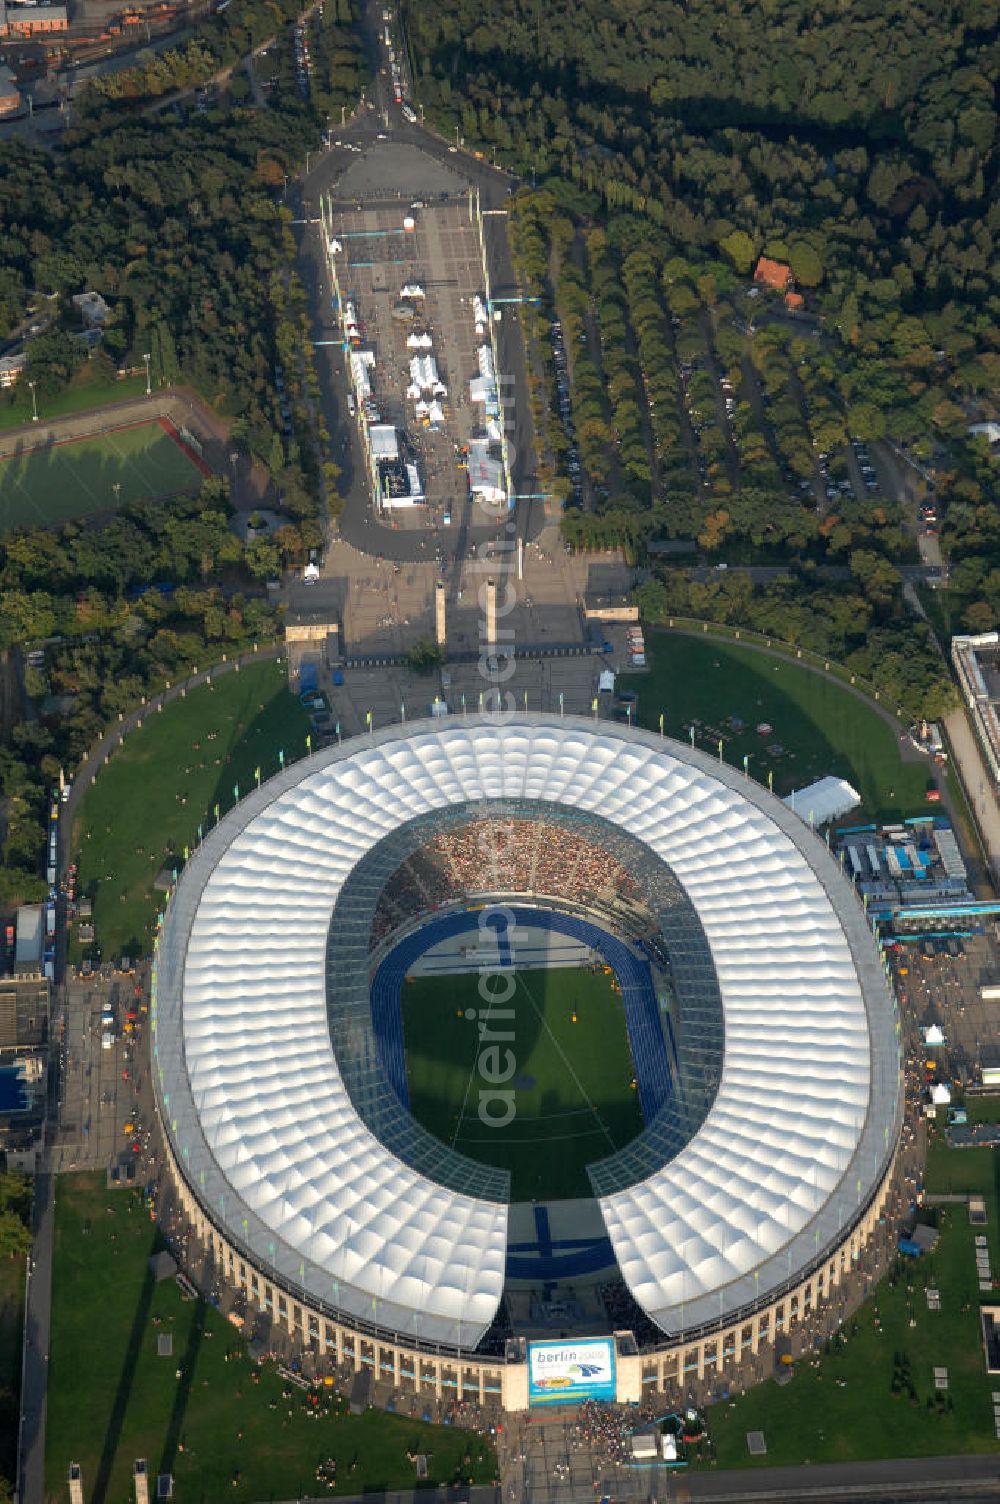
xmin=527 ymin=1338 xmax=616 ymax=1406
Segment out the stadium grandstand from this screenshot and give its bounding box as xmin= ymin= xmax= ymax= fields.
xmin=151 ymin=717 xmax=902 ymax=1411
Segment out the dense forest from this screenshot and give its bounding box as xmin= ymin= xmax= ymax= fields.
xmin=405 ymin=0 xmax=998 ymax=454
xmin=0 ymin=0 xmax=365 ymax=480
xmin=403 ymin=0 xmax=997 ymax=704
xmin=0 ymin=483 xmax=292 ymax=902
xmin=0 ymin=0 xmax=368 ymax=903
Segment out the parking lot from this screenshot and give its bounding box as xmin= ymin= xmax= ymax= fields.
xmin=329 ymin=198 xmax=498 ymax=529
xmin=48 ymin=963 xmax=150 ymax=1177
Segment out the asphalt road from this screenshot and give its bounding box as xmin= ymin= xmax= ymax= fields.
xmin=257 ymin=1449 xmax=1000 ymax=1504
xmin=289 ymin=0 xmax=546 ymax=563
xmin=19 ymin=1173 xmax=53 ymax=1504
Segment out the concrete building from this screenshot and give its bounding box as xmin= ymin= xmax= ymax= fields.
xmin=71 ymin=291 xmax=111 ymax=328
xmin=0 ymin=975 xmax=49 ymax=1050
xmin=0 ymin=62 xmax=21 ymax=116
xmin=952 ymin=631 xmax=1000 ymax=789
xmin=1 ymin=3 xmax=67 ymax=35
xmin=0 ymin=352 xmax=26 ymax=388
xmin=14 ymin=905 xmax=43 ymax=979
xmin=284 ymin=607 xmax=341 ymax=682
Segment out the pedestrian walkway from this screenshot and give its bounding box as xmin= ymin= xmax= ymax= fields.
xmin=19 ymin=1172 xmax=54 ymax=1504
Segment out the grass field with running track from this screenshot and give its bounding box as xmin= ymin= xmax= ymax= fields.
xmin=0 ymin=419 xmax=202 ymax=531
xmin=403 ymin=966 xmax=644 ymax=1200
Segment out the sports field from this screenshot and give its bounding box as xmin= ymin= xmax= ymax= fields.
xmin=73 ymin=660 xmax=310 ymax=960
xmin=403 ymin=966 xmax=644 ymax=1200
xmin=622 ymin=631 xmax=931 ymax=821
xmin=45 ymin=1174 xmax=496 ymax=1502
xmin=0 ymin=420 xmax=203 ymax=531
xmin=0 ymin=371 xmax=148 ymax=433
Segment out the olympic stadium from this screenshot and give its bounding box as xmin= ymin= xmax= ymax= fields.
xmin=151 ymin=716 xmax=903 ymax=1410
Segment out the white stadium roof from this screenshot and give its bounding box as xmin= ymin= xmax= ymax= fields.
xmin=154 ymin=717 xmax=900 ymax=1349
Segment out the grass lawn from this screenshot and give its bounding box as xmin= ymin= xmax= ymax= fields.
xmin=0 ymin=420 xmax=202 ymax=532
xmin=0 ymin=372 xmax=148 ymax=434
xmin=0 ymin=1255 xmax=25 ymax=1489
xmin=622 ymin=631 xmax=931 ymax=821
xmin=923 ymin=1136 xmax=999 ymax=1197
xmin=962 ymin=1097 xmax=1000 ymax=1126
xmin=704 ymin=1137 xmax=1000 ymax=1468
xmin=72 ymin=660 xmax=310 ymax=961
xmin=45 ymin=1175 xmax=496 ymax=1504
xmin=403 ymin=966 xmax=644 ymax=1200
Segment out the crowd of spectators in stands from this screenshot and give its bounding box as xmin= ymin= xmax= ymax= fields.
xmin=369 ymin=818 xmax=655 ymax=946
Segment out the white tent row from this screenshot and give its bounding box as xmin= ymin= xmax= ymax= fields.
xmin=469 ymin=374 xmax=495 ymax=405
xmin=406 ymin=332 xmax=433 ymax=350
xmin=414 ymin=399 xmax=445 ymax=424
xmin=409 ymin=354 xmax=445 ymax=393
xmin=468 ymin=438 xmax=505 ymax=502
xmin=400 ymin=282 xmax=425 ymax=299
xmin=472 ymin=294 xmax=488 ymax=329
xmin=350 ymin=348 xmax=375 ymax=400
xmin=478 ymin=344 xmax=495 ymax=379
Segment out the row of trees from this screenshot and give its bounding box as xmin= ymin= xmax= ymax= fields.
xmin=0 ymin=484 xmax=287 ymax=893
xmin=0 ymin=0 xmax=372 ymax=891
xmin=404 ymin=0 xmax=999 ymax=471
xmin=634 ymin=568 xmax=955 ymax=721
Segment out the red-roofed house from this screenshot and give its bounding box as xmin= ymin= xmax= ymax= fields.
xmin=753 ymin=257 xmax=792 ymax=292
xmin=784 ymin=290 xmax=805 ymax=311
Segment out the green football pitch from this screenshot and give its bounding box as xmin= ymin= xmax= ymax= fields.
xmin=402 ymin=966 xmax=644 ymax=1200
xmin=0 ymin=419 xmax=203 ymax=531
